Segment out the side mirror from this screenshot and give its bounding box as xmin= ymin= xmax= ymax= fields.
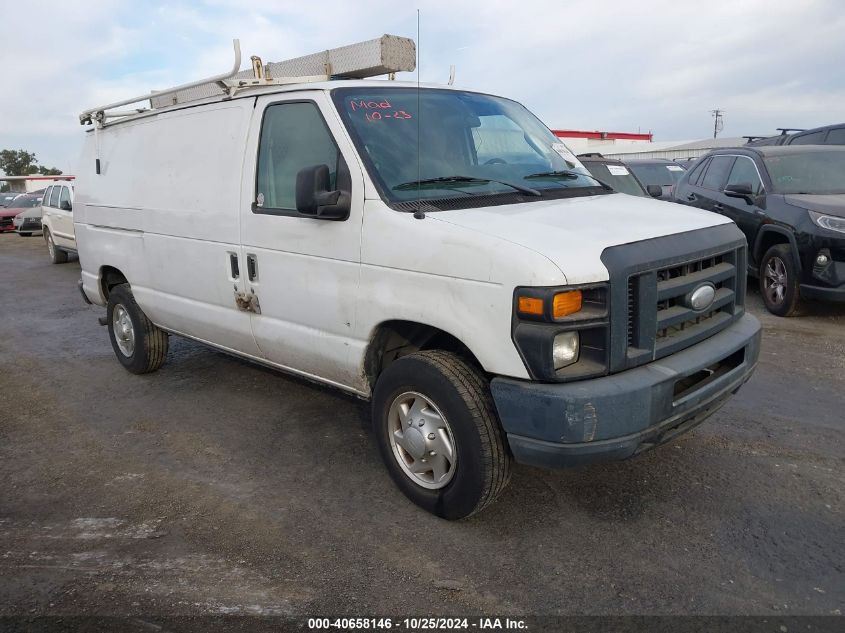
xmin=646 ymin=184 xmax=663 ymax=198
xmin=295 ymin=164 xmax=350 ymax=220
xmin=724 ymin=182 xmax=754 ymax=204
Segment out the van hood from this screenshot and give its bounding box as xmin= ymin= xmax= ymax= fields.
xmin=431 ymin=193 xmax=732 ymax=284
xmin=783 ymin=194 xmax=845 ymax=218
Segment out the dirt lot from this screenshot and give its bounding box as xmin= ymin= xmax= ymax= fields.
xmin=1 ymin=233 xmax=843 ymax=617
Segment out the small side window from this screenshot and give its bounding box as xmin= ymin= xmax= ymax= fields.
xmin=824 ymin=127 xmax=845 ymax=145
xmin=42 ymin=186 xmax=53 ymax=206
xmin=59 ymin=186 xmax=72 ymax=211
xmin=700 ymin=155 xmax=735 ymax=191
xmin=687 ymin=158 xmax=710 ymax=186
xmin=49 ymin=186 xmax=60 ymax=208
xmin=790 ymin=130 xmax=826 ymax=145
xmin=255 ymin=102 xmax=340 ymax=212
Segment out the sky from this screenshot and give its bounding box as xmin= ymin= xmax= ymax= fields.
xmin=1 ymin=0 xmax=844 ymax=173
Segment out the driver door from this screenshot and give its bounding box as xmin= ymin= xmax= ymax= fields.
xmin=238 ymin=93 xmax=365 ymax=390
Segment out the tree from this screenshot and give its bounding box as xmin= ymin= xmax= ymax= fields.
xmin=0 ymin=148 xmax=63 ymax=179
xmin=0 ymin=149 xmax=38 ymax=176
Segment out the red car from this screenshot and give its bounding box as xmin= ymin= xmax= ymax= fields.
xmin=1 ymin=193 xmax=42 ymax=232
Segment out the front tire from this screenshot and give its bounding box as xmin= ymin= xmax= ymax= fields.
xmin=760 ymin=244 xmax=805 ymax=317
xmin=372 ymin=350 xmax=511 ymax=519
xmin=45 ymin=229 xmax=68 ymax=264
xmin=107 ymin=284 xmax=169 ymax=374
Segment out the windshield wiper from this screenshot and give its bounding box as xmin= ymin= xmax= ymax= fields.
xmin=524 ymin=170 xmax=612 ymax=191
xmin=393 ymin=175 xmax=541 ymax=197
xmin=524 ymin=170 xmax=582 ymax=180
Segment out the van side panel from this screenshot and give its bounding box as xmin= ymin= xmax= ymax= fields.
xmin=75 ymin=100 xmax=263 ymax=357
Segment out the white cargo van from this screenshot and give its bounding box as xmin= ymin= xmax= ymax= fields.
xmin=75 ymin=37 xmax=761 ymax=518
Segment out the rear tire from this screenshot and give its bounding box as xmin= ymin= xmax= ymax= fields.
xmin=372 ymin=350 xmax=511 ymax=519
xmin=107 ymin=284 xmax=169 ymax=374
xmin=45 ymin=229 xmax=68 ymax=264
xmin=760 ymin=244 xmax=805 ymax=317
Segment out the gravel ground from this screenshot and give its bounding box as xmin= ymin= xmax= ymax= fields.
xmin=1 ymin=233 xmax=843 ymax=618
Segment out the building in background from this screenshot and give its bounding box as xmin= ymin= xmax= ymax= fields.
xmin=0 ymin=175 xmax=75 ymax=193
xmin=552 ymin=129 xmax=749 ymax=161
xmin=552 ymin=129 xmax=654 ymax=155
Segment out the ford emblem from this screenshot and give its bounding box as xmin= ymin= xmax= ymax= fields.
xmin=688 ymin=283 xmax=716 ymax=311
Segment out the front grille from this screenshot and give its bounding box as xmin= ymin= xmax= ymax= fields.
xmin=601 ymin=224 xmax=747 ymax=373
xmin=626 ymin=247 xmax=743 ymax=363
xmin=0 ymin=217 xmax=13 ymax=228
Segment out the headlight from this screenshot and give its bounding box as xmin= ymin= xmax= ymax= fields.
xmin=512 ymin=284 xmax=608 ymax=381
xmin=553 ymin=332 xmax=579 ymax=369
xmin=809 ymin=210 xmax=845 ymax=234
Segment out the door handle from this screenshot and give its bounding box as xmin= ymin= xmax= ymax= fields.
xmin=246 ymin=254 xmax=258 ymax=282
xmin=229 ymin=252 xmax=240 ymax=279
xmin=713 ymin=203 xmax=724 ymax=211
xmin=686 ymin=194 xmax=696 ymax=201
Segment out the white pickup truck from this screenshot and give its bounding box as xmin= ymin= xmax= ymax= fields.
xmin=75 ymin=38 xmax=760 ymax=518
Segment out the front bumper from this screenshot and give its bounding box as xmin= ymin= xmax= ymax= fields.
xmin=800 ymin=283 xmax=845 ymax=302
xmin=799 ymin=232 xmax=845 ymax=302
xmin=491 ymin=313 xmax=761 ymax=468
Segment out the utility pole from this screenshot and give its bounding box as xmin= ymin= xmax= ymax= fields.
xmin=710 ymin=109 xmax=724 ymax=139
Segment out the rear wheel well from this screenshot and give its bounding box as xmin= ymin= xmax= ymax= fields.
xmin=364 ymin=320 xmax=483 ymax=390
xmin=100 ymin=266 xmax=128 ymax=301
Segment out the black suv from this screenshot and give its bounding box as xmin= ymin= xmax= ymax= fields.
xmin=673 ymin=145 xmax=845 ymax=316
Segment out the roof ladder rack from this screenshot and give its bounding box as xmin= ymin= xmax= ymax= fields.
xmin=79 ymin=35 xmax=416 ymax=127
xmin=79 ymin=39 xmax=243 ymax=126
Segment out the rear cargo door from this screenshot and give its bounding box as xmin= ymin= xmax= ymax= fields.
xmin=238 ymin=91 xmax=365 ymax=391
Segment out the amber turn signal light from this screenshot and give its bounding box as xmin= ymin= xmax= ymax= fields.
xmin=517 ymin=296 xmax=544 ymax=316
xmin=552 ymin=290 xmax=583 ymax=318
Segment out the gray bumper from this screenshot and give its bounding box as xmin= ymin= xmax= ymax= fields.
xmin=491 ymin=313 xmax=761 ymax=468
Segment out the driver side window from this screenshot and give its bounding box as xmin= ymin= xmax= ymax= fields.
xmin=726 ymin=157 xmax=763 ymax=195
xmin=255 ymin=102 xmax=340 ymax=212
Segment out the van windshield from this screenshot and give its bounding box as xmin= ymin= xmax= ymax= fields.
xmin=331 ymin=87 xmax=603 ymax=206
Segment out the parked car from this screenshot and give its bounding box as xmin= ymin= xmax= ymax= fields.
xmin=1 ymin=192 xmax=21 ymax=207
xmin=785 ymin=123 xmax=845 ymax=146
xmin=1 ymin=192 xmax=41 ymax=233
xmin=75 ymin=39 xmax=760 ymax=519
xmin=620 ymin=158 xmax=686 ymax=200
xmin=40 ymin=182 xmax=76 ymax=263
xmin=577 ymin=155 xmax=660 ymax=198
xmin=746 ymin=123 xmax=845 ymax=147
xmin=13 ymin=205 xmax=44 ymax=236
xmin=673 ymin=145 xmax=845 ymax=316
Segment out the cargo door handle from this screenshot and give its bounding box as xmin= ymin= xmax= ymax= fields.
xmin=246 ymin=254 xmax=258 ymax=282
xmin=686 ymin=194 xmax=696 ymax=201
xmin=229 ymin=253 xmax=240 ymax=279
